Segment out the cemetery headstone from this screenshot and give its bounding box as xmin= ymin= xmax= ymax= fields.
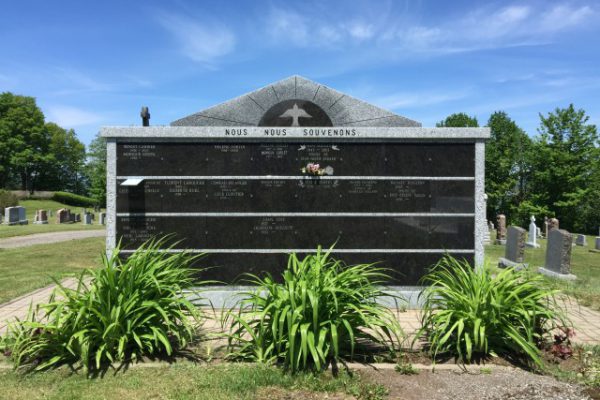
xmin=537 ymin=227 xmax=542 ymax=238
xmin=16 ymin=206 xmax=28 ymax=225
xmin=75 ymin=213 xmax=81 ymax=223
xmin=575 ymin=234 xmax=587 ymax=247
xmin=101 ymin=75 xmax=490 ymax=291
xmin=34 ymin=209 xmax=48 ymax=224
xmin=488 ymin=221 xmax=494 ymax=231
xmin=483 ymin=219 xmax=491 ymax=244
xmin=543 ymin=216 xmax=549 ymax=238
xmin=538 ymin=229 xmax=576 ymax=280
xmin=495 ymin=214 xmax=507 ymax=245
xmin=99 ymin=212 xmax=106 ymax=225
xmin=498 ymin=226 xmax=528 ymax=269
xmin=83 ymin=213 xmax=93 ymax=225
xmin=4 ymin=207 xmax=19 ymax=225
xmin=56 ymin=208 xmax=70 ymax=224
xmin=595 ymin=237 xmax=600 ymax=251
xmin=526 ymin=215 xmax=540 ymax=248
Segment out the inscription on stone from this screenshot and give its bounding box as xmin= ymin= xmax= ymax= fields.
xmin=114 ymin=140 xmax=478 ymax=284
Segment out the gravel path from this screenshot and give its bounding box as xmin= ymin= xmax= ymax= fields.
xmin=359 ymin=368 xmax=594 ymax=400
xmin=0 ymin=230 xmax=105 ymax=249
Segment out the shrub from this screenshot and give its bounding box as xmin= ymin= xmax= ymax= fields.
xmin=0 ymin=189 xmax=19 ymax=210
xmin=417 ymin=256 xmax=569 ymax=367
xmin=51 ymin=191 xmax=97 ymax=207
xmin=1 ymin=237 xmax=205 ymax=371
xmin=223 ymin=246 xmax=404 ymax=373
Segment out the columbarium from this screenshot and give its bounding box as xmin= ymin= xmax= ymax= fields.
xmin=102 ymin=76 xmax=488 ymax=298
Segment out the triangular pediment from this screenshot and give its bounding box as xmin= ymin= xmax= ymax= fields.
xmin=171 ymin=75 xmax=421 ymax=127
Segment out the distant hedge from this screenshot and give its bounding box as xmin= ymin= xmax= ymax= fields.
xmin=51 ymin=192 xmax=97 ymax=208
xmin=0 ymin=190 xmax=19 ymax=210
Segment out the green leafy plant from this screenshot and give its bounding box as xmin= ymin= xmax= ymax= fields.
xmin=1 ymin=237 xmax=206 ymax=371
xmin=0 ymin=189 xmax=19 ymax=209
xmin=223 ymin=246 xmax=404 ymax=373
xmin=395 ymin=361 xmax=419 ymax=375
xmin=417 ymin=255 xmax=569 ymax=367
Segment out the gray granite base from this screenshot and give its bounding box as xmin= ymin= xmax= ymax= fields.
xmin=498 ymin=257 xmax=528 ymax=271
xmin=186 ymin=286 xmax=425 ymax=309
xmin=525 ymin=242 xmax=540 ymax=248
xmin=33 ymin=221 xmax=48 ymax=224
xmin=538 ymin=267 xmax=577 ymax=281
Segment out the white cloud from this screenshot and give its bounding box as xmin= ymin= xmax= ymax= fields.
xmin=156 ymin=12 xmax=235 ymax=66
xmin=538 ymin=5 xmax=594 ymax=33
xmin=266 ymin=8 xmax=309 ymax=46
xmin=46 ymin=106 xmax=104 ymax=127
xmin=261 ymin=3 xmax=596 ymax=56
xmin=346 ymin=22 xmax=374 ymax=40
xmin=372 ymin=90 xmax=471 ymax=109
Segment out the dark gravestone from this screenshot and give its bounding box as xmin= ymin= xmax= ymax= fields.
xmin=538 ymin=229 xmax=576 ymax=280
xmin=498 ymin=226 xmax=527 ymax=269
xmin=495 ymin=214 xmax=506 ymax=245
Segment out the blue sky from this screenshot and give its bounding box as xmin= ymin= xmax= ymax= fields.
xmin=1 ymin=0 xmax=599 ymax=146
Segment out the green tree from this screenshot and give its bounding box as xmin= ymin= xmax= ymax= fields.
xmin=38 ymin=123 xmax=86 ymax=194
xmin=529 ymin=104 xmax=600 ymax=233
xmin=0 ymin=92 xmax=46 ymax=190
xmin=85 ymin=132 xmax=106 ymax=207
xmin=436 ymin=112 xmax=479 ymax=127
xmin=485 ymin=111 xmax=535 ymax=225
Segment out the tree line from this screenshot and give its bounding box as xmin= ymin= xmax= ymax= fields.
xmin=0 ymin=92 xmax=106 ymax=206
xmin=2 ymin=91 xmax=598 ymax=233
xmin=438 ymin=106 xmax=600 ymax=234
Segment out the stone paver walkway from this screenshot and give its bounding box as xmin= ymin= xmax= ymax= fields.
xmin=0 ymin=278 xmax=81 ymax=333
xmin=2 ymin=281 xmax=600 ymax=346
xmin=0 ymin=230 xmax=105 ymax=249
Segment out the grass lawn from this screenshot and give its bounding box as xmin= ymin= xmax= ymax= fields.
xmin=0 ymin=199 xmax=104 ymax=239
xmin=0 ymin=237 xmax=104 ymax=303
xmin=0 ymin=363 xmax=379 ymax=400
xmin=485 ymin=234 xmax=600 ymax=310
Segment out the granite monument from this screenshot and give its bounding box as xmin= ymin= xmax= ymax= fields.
xmin=101 ymin=76 xmax=489 ymax=295
xmin=538 ymin=229 xmax=576 ymax=280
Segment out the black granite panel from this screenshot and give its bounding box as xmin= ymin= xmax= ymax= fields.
xmin=117 ymin=143 xmax=474 ymax=177
xmin=116 ymin=216 xmax=474 ymax=250
xmin=116 ymin=179 xmax=474 ymax=213
xmin=184 ymin=252 xmax=475 ymax=285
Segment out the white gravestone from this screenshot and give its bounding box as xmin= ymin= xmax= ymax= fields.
xmin=4 ymin=207 xmax=19 ymax=225
xmin=526 ymin=215 xmax=540 ymax=248
xmin=575 ymin=234 xmax=587 ymax=246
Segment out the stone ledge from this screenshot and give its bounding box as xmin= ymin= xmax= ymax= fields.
xmin=498 ymin=258 xmax=528 ymax=270
xmin=538 ymin=267 xmax=577 ymax=281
